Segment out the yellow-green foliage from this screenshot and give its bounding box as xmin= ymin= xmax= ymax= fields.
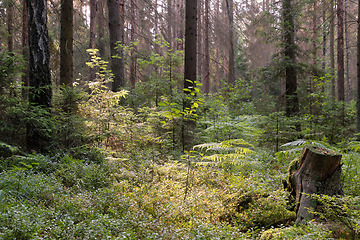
xmin=288 ymin=158 xmax=300 ymax=175
xmin=221 ymin=190 xmax=296 ymax=231
xmin=282 ymin=157 xmax=299 ymax=195
xmin=193 ymin=139 xmax=255 ymax=164
xmin=259 ymin=222 xmax=334 ymax=240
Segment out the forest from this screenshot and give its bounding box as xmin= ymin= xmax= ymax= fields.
xmin=0 ymin=0 xmax=360 ymax=239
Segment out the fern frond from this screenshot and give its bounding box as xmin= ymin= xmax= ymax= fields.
xmin=194 ymin=139 xmax=254 ymax=152
xmin=193 ymin=142 xmax=221 ymax=151
xmin=281 ymin=139 xmax=330 ymax=149
xmin=203 ymin=153 xmax=249 ymax=162
xmin=222 ymin=139 xmax=254 ymax=149
xmin=281 ymin=140 xmax=307 ymax=147
xmin=235 ymin=147 xmax=255 ymax=155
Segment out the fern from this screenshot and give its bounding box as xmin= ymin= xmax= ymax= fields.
xmin=280 ymin=139 xmax=333 ymax=151
xmin=193 ymin=139 xmax=254 ymax=164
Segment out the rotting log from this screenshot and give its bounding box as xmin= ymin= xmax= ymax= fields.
xmin=285 ymin=146 xmax=343 ymax=224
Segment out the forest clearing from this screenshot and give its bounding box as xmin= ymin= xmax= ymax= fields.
xmin=1 ymin=0 xmax=360 ymax=239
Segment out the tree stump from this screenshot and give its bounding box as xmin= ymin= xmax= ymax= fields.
xmin=285 ymin=146 xmax=343 ymax=224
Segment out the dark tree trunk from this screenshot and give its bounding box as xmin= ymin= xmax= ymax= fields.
xmin=337 ymin=0 xmax=345 ymax=101
xmin=176 ymin=0 xmax=184 ymax=51
xmin=60 ymin=0 xmax=73 ymax=86
xmin=344 ymin=0 xmax=350 ymax=101
xmin=167 ymin=0 xmax=173 ymax=48
xmin=197 ymin=0 xmax=202 ymax=83
xmin=283 ymin=0 xmax=299 ymax=117
xmin=321 ymin=0 xmax=326 ymax=70
xmin=226 ymin=0 xmax=235 ymax=84
xmin=97 ymin=0 xmax=106 ymax=58
xmin=203 ymin=0 xmax=210 ymax=94
xmin=356 ymin=0 xmax=360 ymax=135
xmin=22 ymin=0 xmax=29 ymax=99
xmin=89 ymin=0 xmax=97 ymax=81
xmin=107 ymin=0 xmax=125 ymax=91
xmin=26 ymin=0 xmax=52 ymax=151
xmin=129 ymin=0 xmax=136 ymax=89
xmin=312 ymin=1 xmax=317 ymax=66
xmin=286 ymin=146 xmax=343 ymax=224
xmin=184 ymin=0 xmax=197 ymax=90
xmin=330 ymin=0 xmax=335 ymax=98
xmin=7 ymin=0 xmax=13 ymax=52
xmin=6 ymin=0 xmax=13 ymax=51
xmin=27 ymin=0 xmax=52 ymax=107
xmin=183 ymin=0 xmax=197 ymax=151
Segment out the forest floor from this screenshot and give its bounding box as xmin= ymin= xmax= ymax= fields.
xmin=0 ymin=115 xmax=359 ymax=239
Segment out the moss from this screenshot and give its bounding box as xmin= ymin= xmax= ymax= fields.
xmin=260 ymin=228 xmax=285 ymax=240
xmin=220 ymin=190 xmax=296 ymax=231
xmin=259 ymin=222 xmax=337 ymax=240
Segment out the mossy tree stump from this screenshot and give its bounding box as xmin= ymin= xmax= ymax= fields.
xmin=285 ymin=146 xmax=343 ymax=224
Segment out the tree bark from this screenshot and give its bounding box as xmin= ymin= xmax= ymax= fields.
xmin=107 ymin=0 xmax=125 ymax=91
xmin=337 ymin=0 xmax=345 ymax=101
xmin=312 ymin=1 xmax=317 ymax=66
xmin=89 ymin=0 xmax=97 ymax=82
xmin=22 ymin=0 xmax=29 ymax=99
xmin=97 ymin=0 xmax=106 ymax=58
xmin=183 ymin=0 xmax=197 ymax=151
xmin=344 ymin=0 xmax=350 ymax=101
xmin=176 ymin=0 xmax=184 ymax=51
xmin=26 ymin=0 xmax=52 ymax=151
xmin=287 ymin=146 xmax=343 ymax=224
xmin=197 ymin=0 xmax=203 ymax=83
xmin=184 ymin=0 xmax=197 ymax=90
xmin=283 ymin=0 xmax=299 ymax=117
xmin=203 ymin=0 xmax=210 ymax=94
xmin=7 ymin=0 xmax=13 ymax=52
xmin=129 ymin=0 xmax=136 ymax=89
xmin=321 ymin=0 xmax=326 ymax=70
xmin=330 ymin=0 xmax=335 ymax=98
xmin=167 ymin=0 xmax=173 ymax=48
xmin=356 ymin=0 xmax=360 ymax=135
xmin=60 ymin=0 xmax=73 ymax=86
xmin=226 ymin=0 xmax=235 ymax=85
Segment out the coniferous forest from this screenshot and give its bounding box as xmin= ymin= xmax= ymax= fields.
xmin=1 ymin=0 xmax=360 ymax=239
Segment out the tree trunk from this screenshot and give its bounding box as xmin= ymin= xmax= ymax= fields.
xmin=226 ymin=0 xmax=235 ymax=84
xmin=184 ymin=0 xmax=197 ymax=90
xmin=203 ymin=0 xmax=210 ymax=94
xmin=7 ymin=0 xmax=13 ymax=52
xmin=287 ymin=146 xmax=343 ymax=224
xmin=183 ymin=0 xmax=197 ymax=151
xmin=356 ymin=0 xmax=360 ymax=135
xmin=337 ymin=0 xmax=345 ymax=101
xmin=97 ymin=0 xmax=106 ymax=58
xmin=26 ymin=0 xmax=52 ymax=152
xmin=176 ymin=0 xmax=184 ymax=51
xmin=330 ymin=0 xmax=335 ymax=98
xmin=197 ymin=0 xmax=202 ymax=83
xmin=129 ymin=0 xmax=136 ymax=89
xmin=321 ymin=0 xmax=326 ymax=70
xmin=60 ymin=0 xmax=73 ymax=86
xmin=89 ymin=0 xmax=97 ymax=82
xmin=283 ymin=0 xmax=299 ymax=117
xmin=167 ymin=0 xmax=173 ymax=48
xmin=107 ymin=0 xmax=125 ymax=91
xmin=312 ymin=1 xmax=317 ymax=66
xmin=22 ymin=0 xmax=29 ymax=99
xmin=344 ymin=0 xmax=351 ymax=101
